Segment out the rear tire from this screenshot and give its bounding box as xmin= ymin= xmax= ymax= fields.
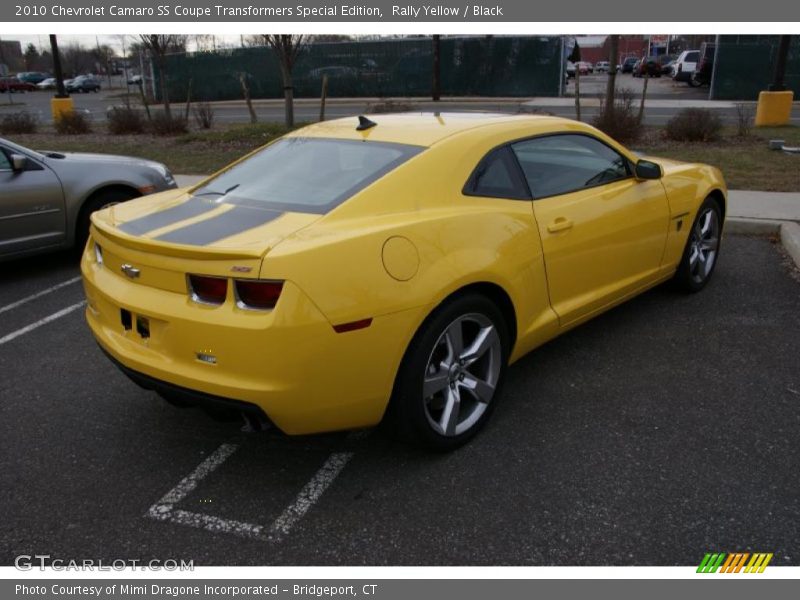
xmin=388 ymin=293 xmax=510 ymax=451
xmin=673 ymin=197 xmax=722 ymax=292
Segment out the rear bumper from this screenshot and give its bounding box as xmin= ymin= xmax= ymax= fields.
xmin=82 ymin=242 xmax=425 ymax=435
xmin=99 ymin=344 xmax=272 ymax=422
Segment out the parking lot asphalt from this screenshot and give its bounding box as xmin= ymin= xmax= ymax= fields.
xmin=1 ymin=235 xmax=799 ymax=566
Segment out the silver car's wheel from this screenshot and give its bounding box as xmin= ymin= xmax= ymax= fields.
xmin=422 ymin=313 xmax=502 ymax=437
xmin=688 ymin=207 xmax=720 ymax=285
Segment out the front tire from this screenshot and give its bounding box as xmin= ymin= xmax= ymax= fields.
xmin=389 ymin=293 xmax=510 ymax=451
xmin=75 ymin=188 xmax=138 ymax=252
xmin=673 ymin=197 xmax=722 ymax=292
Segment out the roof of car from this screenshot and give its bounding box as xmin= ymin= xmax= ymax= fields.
xmin=290 ymin=112 xmax=565 ymax=147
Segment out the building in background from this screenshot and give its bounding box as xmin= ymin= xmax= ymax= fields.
xmin=0 ymin=39 xmax=23 ymax=73
xmin=574 ymin=35 xmax=649 ymax=63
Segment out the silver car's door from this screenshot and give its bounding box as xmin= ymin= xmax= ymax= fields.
xmin=0 ymin=146 xmax=66 ymax=255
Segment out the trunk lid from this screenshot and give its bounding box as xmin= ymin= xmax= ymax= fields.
xmin=91 ymin=189 xmax=320 ymax=293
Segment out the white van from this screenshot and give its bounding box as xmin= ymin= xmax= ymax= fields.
xmin=672 ymin=50 xmax=700 ymax=82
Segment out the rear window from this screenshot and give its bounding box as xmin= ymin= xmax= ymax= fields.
xmin=191 ymin=137 xmax=423 ymax=214
xmin=685 ymin=51 xmax=699 ymax=62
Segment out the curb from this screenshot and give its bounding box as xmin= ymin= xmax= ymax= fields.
xmin=781 ymin=222 xmax=800 ymax=269
xmin=726 ymin=217 xmax=800 ymax=271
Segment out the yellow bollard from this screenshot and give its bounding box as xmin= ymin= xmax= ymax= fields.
xmin=754 ymin=90 xmax=794 ymax=126
xmin=50 ymin=96 xmax=75 ymax=122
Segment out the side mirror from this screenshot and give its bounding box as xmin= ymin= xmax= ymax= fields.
xmin=635 ymin=159 xmax=662 ymax=180
xmin=10 ymin=154 xmax=28 ymax=172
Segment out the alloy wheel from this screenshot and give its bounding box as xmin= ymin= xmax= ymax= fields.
xmin=422 ymin=313 xmax=502 ymax=437
xmin=688 ymin=207 xmax=720 ymax=284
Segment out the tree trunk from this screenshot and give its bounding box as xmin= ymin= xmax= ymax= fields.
xmin=138 ymin=81 xmax=151 ymax=120
xmin=184 ymin=78 xmax=193 ymax=121
xmin=638 ymin=72 xmax=649 ymax=125
xmin=158 ymin=57 xmax=171 ymax=120
xmin=280 ymin=61 xmax=294 ymax=128
xmin=605 ymin=35 xmax=619 ymax=108
xmin=319 ymin=74 xmax=328 ymax=122
xmin=240 ymin=74 xmax=257 ymax=123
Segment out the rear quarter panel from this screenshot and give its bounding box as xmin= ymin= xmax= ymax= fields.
xmin=260 ymin=123 xmax=565 ymax=362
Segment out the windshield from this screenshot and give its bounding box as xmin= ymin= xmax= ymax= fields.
xmin=191 ymin=137 xmax=423 ymax=214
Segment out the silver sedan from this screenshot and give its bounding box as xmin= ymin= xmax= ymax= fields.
xmin=0 ymin=137 xmax=177 ymax=261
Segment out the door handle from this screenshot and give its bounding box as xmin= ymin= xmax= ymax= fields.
xmin=547 ymin=217 xmax=574 ymax=233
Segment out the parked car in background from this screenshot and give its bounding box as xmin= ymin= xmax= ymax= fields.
xmin=575 ymin=61 xmax=591 ymax=75
xmin=0 ymin=137 xmax=176 ymax=261
xmin=0 ymin=77 xmax=36 ymax=93
xmin=66 ymin=75 xmax=101 ymax=93
xmin=595 ymin=61 xmax=611 ymax=73
xmin=660 ymin=56 xmax=676 ymax=75
xmin=17 ymin=71 xmax=50 ymax=85
xmin=566 ymin=61 xmax=576 ymax=78
xmin=672 ymin=49 xmax=700 ymax=83
xmin=689 ymin=44 xmax=716 ymax=87
xmin=632 ymin=56 xmax=663 ymax=78
xmin=36 ymin=77 xmax=57 ymax=90
xmin=127 ymin=74 xmax=143 ymax=86
xmin=621 ymin=57 xmax=639 ymax=73
xmin=308 ymin=65 xmax=359 ymax=79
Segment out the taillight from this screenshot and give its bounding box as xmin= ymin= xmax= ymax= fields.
xmin=235 ymin=280 xmax=283 ymax=311
xmin=188 ymin=274 xmax=228 ymax=305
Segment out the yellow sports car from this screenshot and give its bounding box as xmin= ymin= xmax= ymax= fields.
xmin=81 ymin=113 xmax=726 ymax=450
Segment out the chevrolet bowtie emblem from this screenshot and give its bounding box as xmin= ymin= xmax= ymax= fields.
xmin=120 ymin=264 xmax=141 ymax=279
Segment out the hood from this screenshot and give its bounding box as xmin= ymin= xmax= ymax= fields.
xmin=40 ymin=150 xmax=163 ymax=170
xmin=91 ymin=188 xmax=321 ymax=260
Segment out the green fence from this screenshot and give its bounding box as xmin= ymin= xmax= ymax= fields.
xmin=711 ymin=35 xmax=800 ymax=100
xmin=159 ymin=36 xmax=564 ymax=102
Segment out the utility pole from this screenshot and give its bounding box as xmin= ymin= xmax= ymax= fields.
xmin=769 ymin=35 xmax=792 ymax=91
xmin=50 ymin=35 xmax=67 ymax=98
xmin=49 ymin=34 xmax=74 ymax=120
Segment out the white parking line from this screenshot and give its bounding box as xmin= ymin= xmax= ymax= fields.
xmin=0 ymin=276 xmax=82 ymax=315
xmin=269 ymin=452 xmax=354 ymax=539
xmin=146 ymin=440 xmax=356 ymax=542
xmin=147 ymin=443 xmax=240 ymax=519
xmin=0 ymin=301 xmax=86 ymax=347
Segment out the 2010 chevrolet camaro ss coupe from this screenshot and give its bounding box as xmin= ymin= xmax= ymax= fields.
xmin=81 ymin=113 xmax=726 ymax=449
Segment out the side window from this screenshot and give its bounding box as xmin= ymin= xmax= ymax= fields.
xmin=464 ymin=146 xmax=529 ymax=200
xmin=511 ymin=134 xmax=631 ymax=199
xmin=0 ymin=149 xmax=12 ymax=171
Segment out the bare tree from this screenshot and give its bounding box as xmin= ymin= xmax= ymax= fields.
xmin=259 ymin=35 xmax=309 ymax=127
xmin=138 ymin=34 xmax=186 ymax=120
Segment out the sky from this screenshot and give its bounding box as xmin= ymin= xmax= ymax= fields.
xmin=1 ymin=34 xmax=246 ymax=54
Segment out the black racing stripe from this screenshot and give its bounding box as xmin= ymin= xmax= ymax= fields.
xmin=118 ymin=199 xmax=218 ymax=236
xmin=154 ymin=206 xmax=284 ymax=246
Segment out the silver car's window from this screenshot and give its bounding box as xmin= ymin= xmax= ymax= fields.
xmin=191 ymin=137 xmax=423 ymax=214
xmin=511 ymin=134 xmax=631 ymax=199
xmin=0 ymin=150 xmax=11 ymax=171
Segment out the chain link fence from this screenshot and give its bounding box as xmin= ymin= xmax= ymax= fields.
xmin=158 ymin=36 xmax=564 ymax=102
xmin=711 ymin=35 xmax=800 ymax=100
